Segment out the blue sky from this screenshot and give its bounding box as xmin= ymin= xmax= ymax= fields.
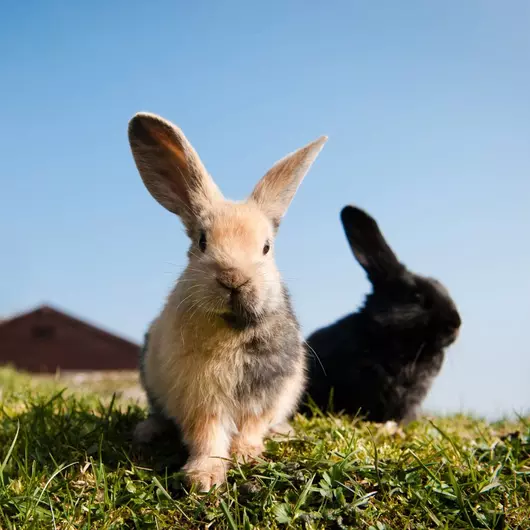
xmin=1 ymin=1 xmax=529 ymax=418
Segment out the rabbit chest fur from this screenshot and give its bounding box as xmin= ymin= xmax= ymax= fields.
xmin=141 ymin=282 xmax=306 ymax=429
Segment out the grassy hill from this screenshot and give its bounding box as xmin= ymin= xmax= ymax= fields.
xmin=0 ymin=368 xmax=528 ymax=529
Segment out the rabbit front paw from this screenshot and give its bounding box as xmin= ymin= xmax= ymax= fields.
xmin=182 ymin=457 xmax=227 ymax=492
xmin=230 ymin=436 xmax=264 ymax=463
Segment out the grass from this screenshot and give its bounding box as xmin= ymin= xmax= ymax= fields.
xmin=0 ymin=368 xmax=528 ymax=529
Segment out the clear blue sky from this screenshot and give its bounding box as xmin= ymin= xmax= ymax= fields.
xmin=1 ymin=1 xmax=528 ymax=418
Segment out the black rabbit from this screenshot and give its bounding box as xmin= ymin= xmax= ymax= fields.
xmin=302 ymin=205 xmax=462 ymax=423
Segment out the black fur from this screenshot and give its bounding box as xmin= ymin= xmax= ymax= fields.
xmin=302 ymin=206 xmax=461 ymax=423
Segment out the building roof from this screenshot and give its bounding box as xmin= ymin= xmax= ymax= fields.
xmin=0 ymin=303 xmax=140 ymax=350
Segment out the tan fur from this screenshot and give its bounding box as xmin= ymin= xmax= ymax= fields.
xmin=144 ymin=288 xmax=304 ymax=489
xmin=250 ymin=138 xmax=327 ymax=227
xmin=128 ymin=112 xmax=326 ymax=491
xmin=230 ymin=413 xmax=271 ymax=462
xmin=128 ymin=112 xmax=223 ymax=225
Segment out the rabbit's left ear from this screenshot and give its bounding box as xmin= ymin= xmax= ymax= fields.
xmin=341 ymin=205 xmax=404 ymax=283
xmin=249 ymin=136 xmax=327 ymax=228
xmin=128 ymin=112 xmax=223 ymax=230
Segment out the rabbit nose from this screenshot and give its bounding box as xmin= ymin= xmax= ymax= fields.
xmin=216 ymin=269 xmax=250 ymax=293
xmin=444 ymin=311 xmax=462 ymax=332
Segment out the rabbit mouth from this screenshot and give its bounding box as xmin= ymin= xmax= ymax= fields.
xmin=221 ymin=297 xmax=261 ymax=330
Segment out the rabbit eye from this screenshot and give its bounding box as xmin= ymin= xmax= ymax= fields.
xmin=413 ymin=291 xmax=424 ymax=303
xmin=263 ymin=241 xmax=271 ymax=255
xmin=198 ymin=231 xmax=207 ymax=252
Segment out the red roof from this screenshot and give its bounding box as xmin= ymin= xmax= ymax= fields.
xmin=0 ymin=304 xmax=140 ymax=372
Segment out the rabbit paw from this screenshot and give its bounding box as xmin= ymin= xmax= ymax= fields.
xmin=269 ymin=421 xmax=295 ymax=439
xmin=381 ymin=420 xmax=405 ymax=438
xmin=182 ymin=458 xmax=227 ymax=492
xmin=231 ymin=437 xmax=264 ymax=463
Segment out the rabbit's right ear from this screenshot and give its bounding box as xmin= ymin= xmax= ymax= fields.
xmin=128 ymin=113 xmax=223 ymax=229
xmin=249 ymin=136 xmax=327 ymax=229
xmin=340 ymin=205 xmax=404 ymax=283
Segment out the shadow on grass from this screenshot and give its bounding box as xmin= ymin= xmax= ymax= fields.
xmin=0 ymin=390 xmax=189 ymax=480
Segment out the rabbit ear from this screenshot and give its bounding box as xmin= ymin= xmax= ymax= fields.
xmin=340 ymin=205 xmax=404 ymax=282
xmin=128 ymin=113 xmax=223 ymax=228
xmin=249 ymin=136 xmax=327 ymax=228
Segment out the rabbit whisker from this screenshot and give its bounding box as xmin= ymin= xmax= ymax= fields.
xmin=303 ymin=340 xmax=327 ymax=377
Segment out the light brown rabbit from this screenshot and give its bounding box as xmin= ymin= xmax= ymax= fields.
xmin=128 ymin=112 xmax=326 ymax=491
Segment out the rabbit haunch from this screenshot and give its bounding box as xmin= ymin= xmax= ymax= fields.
xmin=128 ymin=112 xmax=326 ymax=491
